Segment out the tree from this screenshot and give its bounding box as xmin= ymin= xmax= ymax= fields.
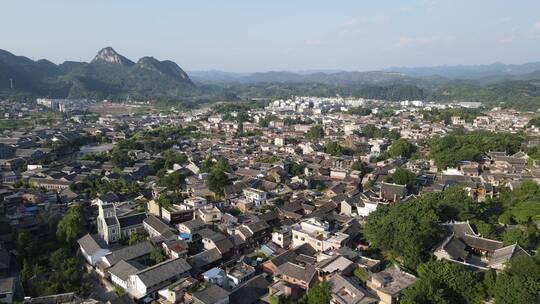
xmin=21 ymin=259 xmax=32 ymax=282
xmin=129 ymin=233 xmax=147 ymax=245
xmin=207 ymin=168 xmax=230 ymax=196
xmin=306 ymin=125 xmax=325 ymax=140
xmin=353 ymin=267 xmax=367 ymax=284
xmin=56 ymin=206 xmax=86 ymax=244
xmin=288 ymin=161 xmax=305 ymax=176
xmin=421 ymin=186 xmax=475 ymax=222
xmin=306 ymin=281 xmax=331 ymax=304
xmin=351 ymin=160 xmax=371 ymax=176
xmin=501 ymin=227 xmax=538 ymax=249
xmin=158 ymin=171 xmax=185 ymax=190
xmin=492 ymin=256 xmax=540 ymax=304
xmin=428 ymin=130 xmax=524 ymax=169
xmin=149 ymin=248 xmax=166 ymax=265
xmin=347 ymin=107 xmax=372 ymax=116
xmin=385 ymin=168 xmax=417 ymax=193
xmin=388 ymin=138 xmax=414 ymax=158
xmin=364 ymin=198 xmax=441 ymax=268
xmin=401 ymin=260 xmax=484 ymax=304
xmin=324 ymin=141 xmax=343 ymax=156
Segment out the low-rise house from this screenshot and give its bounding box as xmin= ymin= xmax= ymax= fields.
xmin=157 ymin=277 xmax=199 ymax=304
xmin=291 ymin=218 xmax=349 ymax=252
xmin=29 ymin=177 xmax=72 ymax=191
xmin=228 ymin=274 xmax=271 ymax=304
xmin=366 ymin=267 xmax=416 ymax=304
xmin=434 ymin=221 xmax=530 ymax=270
xmin=109 ymin=260 xmax=144 ymax=289
xmin=277 ymin=261 xmax=318 ymax=289
xmin=196 ymin=207 xmax=222 ymax=224
xmin=328 ymin=274 xmax=378 ymax=304
xmin=200 ymin=229 xmax=234 ymax=256
xmin=316 ymin=255 xmax=354 ymax=278
xmin=272 ymin=228 xmax=292 ymax=249
xmin=488 ymin=243 xmax=530 ymax=270
xmin=77 ymin=233 xmax=110 ymax=267
xmin=379 ymin=182 xmax=408 ymax=202
xmin=0 ymin=277 xmax=16 ymax=304
xmin=99 ymin=241 xmax=155 ymax=271
xmin=0 ymin=249 xmax=12 ymax=277
xmin=203 ymin=267 xmax=227 ymax=287
xmin=183 ymin=196 xmax=209 ymax=210
xmin=161 ymin=204 xmax=193 ymax=224
xmin=188 ymin=248 xmax=223 ymax=274
xmin=242 ymin=187 xmax=267 ymax=207
xmin=226 ymin=262 xmax=256 ymax=289
xmin=127 ymin=258 xmax=192 ymax=299
xmin=162 ymin=239 xmax=189 ymax=259
xmin=177 ymin=218 xmax=206 ymax=241
xmin=192 ymin=284 xmax=229 ymax=304
xmin=143 ymin=215 xmax=177 ymax=240
xmin=235 ymin=220 xmax=272 ymax=247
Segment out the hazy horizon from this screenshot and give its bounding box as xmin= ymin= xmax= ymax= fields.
xmin=2 ymin=0 xmax=540 ymax=73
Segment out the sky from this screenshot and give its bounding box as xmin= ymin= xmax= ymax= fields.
xmin=1 ymin=0 xmax=540 ymax=72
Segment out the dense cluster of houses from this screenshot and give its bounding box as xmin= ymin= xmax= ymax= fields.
xmin=0 ymin=98 xmax=538 ymax=304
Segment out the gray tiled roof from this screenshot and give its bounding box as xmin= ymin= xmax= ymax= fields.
xmin=229 ymin=274 xmax=271 ymax=304
xmin=188 ymin=248 xmax=222 ymax=269
xmin=193 ymin=284 xmax=229 ymax=304
xmin=77 ymin=233 xmax=108 ymax=256
xmin=371 ymin=266 xmax=416 ymax=296
xmin=489 ymin=244 xmax=530 ymax=268
xmin=278 ymin=262 xmax=316 ymax=283
xmin=105 ymin=241 xmax=154 ymax=266
xmin=108 ymin=260 xmax=142 ymax=281
xmin=135 ymin=258 xmax=191 ymax=287
xmin=0 ymin=277 xmax=15 ymax=295
xmin=329 ymin=274 xmax=378 ymax=304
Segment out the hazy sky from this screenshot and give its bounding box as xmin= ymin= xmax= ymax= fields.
xmin=2 ymin=0 xmax=540 ymax=72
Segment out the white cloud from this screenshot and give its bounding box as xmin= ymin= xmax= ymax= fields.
xmin=391 ymin=35 xmax=453 ymax=49
xmin=533 ymin=21 xmax=540 ymax=38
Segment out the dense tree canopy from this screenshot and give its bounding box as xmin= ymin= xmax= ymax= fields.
xmin=325 ymin=141 xmax=344 ymax=156
xmin=157 ymin=171 xmax=186 ymax=190
xmin=489 ymin=256 xmax=540 ymax=304
xmin=402 ymin=260 xmax=484 ymax=304
xmin=56 ymin=206 xmax=87 ymax=244
xmin=422 ymin=108 xmax=484 ymax=124
xmin=306 ymin=125 xmax=325 ymax=140
xmin=204 ymin=158 xmax=232 ymax=197
xmin=388 ymin=138 xmax=415 ymax=158
xmin=364 ymin=198 xmax=442 ymax=268
xmin=361 ymin=124 xmax=400 ymax=140
xmin=384 ymin=168 xmax=417 ymax=193
xmin=428 ymin=129 xmax=524 ymax=169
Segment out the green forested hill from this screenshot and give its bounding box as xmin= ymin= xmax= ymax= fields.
xmin=3 ymin=47 xmax=540 ymax=111
xmin=0 ymin=47 xmax=195 ymax=100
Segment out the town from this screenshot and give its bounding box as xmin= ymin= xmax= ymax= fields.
xmin=0 ymin=95 xmax=538 ymax=304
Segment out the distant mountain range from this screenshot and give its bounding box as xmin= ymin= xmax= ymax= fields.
xmin=189 ymin=70 xmax=409 ymax=85
xmin=385 ymin=62 xmax=540 ymax=79
xmin=2 ymin=46 xmax=540 ymax=109
xmin=189 ymin=61 xmax=540 ymax=84
xmin=0 ymin=47 xmax=194 ymax=100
